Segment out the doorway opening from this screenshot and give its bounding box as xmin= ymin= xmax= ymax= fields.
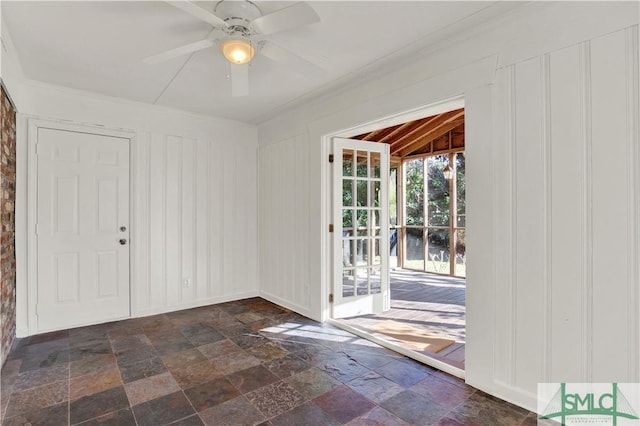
xmin=328 ymin=102 xmax=466 ymax=375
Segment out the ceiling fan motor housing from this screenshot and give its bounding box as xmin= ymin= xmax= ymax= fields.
xmin=214 ymin=0 xmax=262 ymax=36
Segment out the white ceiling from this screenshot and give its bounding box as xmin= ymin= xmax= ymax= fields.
xmin=2 ymin=1 xmax=508 ymax=124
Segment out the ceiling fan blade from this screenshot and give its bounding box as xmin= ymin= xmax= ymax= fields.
xmin=143 ymin=38 xmax=216 ymax=64
xmin=230 ymin=64 xmax=249 ymax=97
xmin=260 ymin=42 xmax=325 ymax=78
xmin=251 ymin=2 xmax=319 ymax=35
xmin=167 ymin=1 xmax=228 ymax=28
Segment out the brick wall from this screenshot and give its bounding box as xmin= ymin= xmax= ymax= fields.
xmin=0 ymin=84 xmax=17 ymax=367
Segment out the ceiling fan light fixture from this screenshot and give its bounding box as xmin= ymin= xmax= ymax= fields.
xmin=220 ymin=39 xmax=256 ymax=65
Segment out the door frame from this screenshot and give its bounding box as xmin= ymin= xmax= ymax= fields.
xmin=26 ymin=118 xmax=136 ymax=335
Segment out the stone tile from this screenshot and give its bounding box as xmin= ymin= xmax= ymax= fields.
xmin=4 ymin=380 xmax=68 ymax=419
xmin=69 ymin=339 xmax=112 ymax=361
xmin=227 ymin=365 xmax=279 ymax=394
xmin=199 ymin=395 xmax=266 ymax=426
xmin=3 ymin=401 xmax=68 ymax=426
xmin=230 ymin=334 xmax=267 ymax=349
xmin=270 ymin=401 xmax=340 ymax=426
xmin=146 ymin=329 xmax=187 ymax=346
xmin=235 ymin=312 xmax=264 ymax=324
xmin=263 ymin=353 xmax=311 ymax=378
xmin=12 ymin=363 xmax=69 ymax=392
xmin=433 ymin=416 xmax=482 ymax=426
xmin=209 ymin=351 xmax=262 ymax=375
xmin=246 ymin=381 xmax=306 ymax=419
xmin=197 ymin=339 xmax=242 ymax=359
xmin=162 ymin=348 xmax=207 ymax=371
xmin=114 ymin=345 xmax=158 ymax=366
xmin=344 ymin=349 xmax=398 ymax=369
xmin=317 ymin=353 xmax=370 ymax=383
xmin=409 ymin=375 xmax=474 ymax=409
xmin=1 ymin=358 xmax=22 ymax=389
xmin=18 ymin=348 xmax=70 ymax=372
xmin=312 ymin=385 xmax=376 ymax=424
xmin=109 ymin=334 xmax=152 ymax=352
xmin=118 ymin=356 xmax=167 ymax=383
xmin=169 ymin=414 xmax=205 ymax=425
xmin=153 ymin=340 xmax=195 ymax=356
xmin=124 ymin=372 xmax=181 ymax=406
xmin=70 ymin=367 xmax=123 ymax=400
xmin=28 ymin=331 xmax=69 ymax=346
xmin=344 ymin=406 xmax=411 ymax=426
xmin=183 ymin=377 xmax=240 ymax=411
xmin=447 ymin=390 xmax=530 ymax=426
xmin=70 ymin=353 xmax=117 ymax=378
xmin=70 ymin=386 xmax=129 ymax=425
xmin=179 ymin=323 xmax=220 ymax=338
xmin=346 ymin=371 xmax=404 ymax=403
xmin=220 ymin=324 xmax=252 ymax=338
xmin=246 ymin=341 xmax=288 ymax=362
xmin=284 ymin=367 xmax=341 ymax=399
xmin=77 ymin=408 xmax=137 ymax=425
xmin=380 ymin=390 xmax=449 ymax=426
xmin=432 ymin=370 xmax=469 ymax=389
xmin=168 ymin=360 xmax=221 ymax=388
xmin=12 ymin=338 xmax=69 ymax=359
xmin=132 ymin=391 xmax=195 ymax=426
xmin=374 ymin=358 xmax=430 ymax=387
xmin=185 ymin=330 xmax=226 ymax=346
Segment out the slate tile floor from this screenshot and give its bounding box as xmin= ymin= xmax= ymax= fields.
xmin=1 ymin=298 xmax=536 ymax=425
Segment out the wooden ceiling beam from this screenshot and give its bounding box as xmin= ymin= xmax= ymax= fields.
xmin=389 ymin=109 xmax=464 ymax=155
xmin=393 ymin=118 xmax=464 ymax=157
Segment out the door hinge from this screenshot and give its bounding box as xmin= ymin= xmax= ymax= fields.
xmin=329 ymin=294 xmax=334 ymax=303
xmin=328 ymin=154 xmax=334 ymax=163
xmin=328 ymin=224 xmax=334 ymax=233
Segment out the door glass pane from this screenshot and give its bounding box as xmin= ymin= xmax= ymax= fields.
xmin=355 ymin=239 xmax=368 ymax=266
xmin=343 ymin=149 xmax=353 ymax=177
xmin=342 ymin=209 xmax=353 ymax=229
xmin=426 ymin=228 xmax=450 ymax=274
xmin=427 ymin=155 xmax=450 ymax=226
xmin=456 ymin=152 xmax=466 ymax=227
xmin=371 ymin=237 xmax=381 ymax=265
xmin=405 ymin=158 xmax=424 ymax=226
xmin=371 ymin=152 xmax=381 ymax=178
xmin=405 ymin=227 xmax=424 ymax=270
xmin=356 ymin=209 xmax=368 ymax=228
xmin=342 ymin=238 xmax=354 ymax=267
xmin=371 ymin=181 xmax=381 ymax=207
xmin=342 ymin=179 xmax=353 ymax=207
xmin=455 ymin=229 xmax=466 ymax=277
xmin=370 ymin=267 xmax=381 ymax=294
xmin=371 ymin=209 xmax=380 ymax=229
xmin=356 ymin=151 xmax=368 ymax=177
xmin=342 ymin=269 xmax=354 ymax=297
xmin=356 ymin=180 xmax=368 ymax=206
xmin=356 ymin=268 xmax=368 ymax=295
xmin=389 ymin=168 xmax=397 ymax=226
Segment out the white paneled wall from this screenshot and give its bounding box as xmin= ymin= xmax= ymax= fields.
xmin=491 ymin=26 xmax=639 ymax=402
xmin=134 ymin=132 xmax=258 ymax=316
xmin=258 ymin=135 xmax=311 ymax=315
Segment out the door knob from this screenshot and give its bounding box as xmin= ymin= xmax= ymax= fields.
xmin=119 ymin=239 xmax=127 ymax=245
xmin=120 ymin=226 xmax=127 ymax=232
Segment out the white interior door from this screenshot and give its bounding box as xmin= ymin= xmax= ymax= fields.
xmin=332 ymin=137 xmax=390 ymax=319
xmin=36 ymin=127 xmax=130 ymax=332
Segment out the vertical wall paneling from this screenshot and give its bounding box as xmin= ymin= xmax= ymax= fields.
xmin=491 ymin=66 xmax=511 ymax=386
xmin=133 ymin=133 xmax=150 ymax=312
xmin=590 ymin=31 xmax=629 ymax=381
xmin=165 ymin=136 xmax=182 ymax=304
xmin=578 ymin=41 xmax=593 ymax=382
xmin=541 ymin=53 xmax=553 ymax=383
xmin=627 ymin=25 xmax=640 ymax=382
xmin=548 ymin=45 xmax=584 ymax=382
xmin=181 ymin=138 xmax=196 ymax=302
xmin=148 ymin=134 xmax=167 ymax=307
xmin=195 ymin=139 xmax=209 ymax=300
xmin=514 ymin=56 xmax=545 ymax=391
xmin=209 ymin=139 xmax=224 ymax=299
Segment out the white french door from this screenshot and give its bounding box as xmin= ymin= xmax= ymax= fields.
xmin=332 ymin=137 xmax=390 ymax=319
xmin=36 ymin=127 xmax=130 ymax=332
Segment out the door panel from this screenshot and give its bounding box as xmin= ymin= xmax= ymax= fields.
xmin=332 ymin=137 xmax=389 ymax=319
xmin=37 ymin=127 xmax=130 ymax=332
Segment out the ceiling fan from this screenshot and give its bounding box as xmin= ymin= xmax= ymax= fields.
xmin=145 ymin=0 xmax=323 ymax=96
